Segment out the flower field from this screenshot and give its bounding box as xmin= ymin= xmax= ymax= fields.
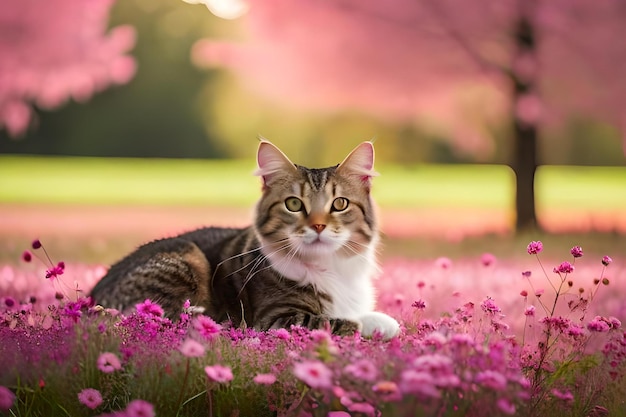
xmin=1 ymin=239 xmax=625 ymax=417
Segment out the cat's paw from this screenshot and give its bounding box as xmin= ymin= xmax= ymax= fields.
xmin=358 ymin=311 xmax=400 ymax=340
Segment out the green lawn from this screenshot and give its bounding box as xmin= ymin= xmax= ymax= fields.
xmin=1 ymin=155 xmax=625 ymax=210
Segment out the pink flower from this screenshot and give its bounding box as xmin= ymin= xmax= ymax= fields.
xmin=435 ymin=257 xmax=452 ymax=269
xmin=135 ymin=299 xmax=164 ymax=317
xmin=193 ymin=315 xmax=222 ymax=340
xmin=587 ymin=316 xmax=610 ymax=332
xmin=411 ymin=299 xmax=426 ymax=310
xmin=521 ymin=270 xmax=532 ymax=278
xmin=497 ymin=398 xmax=516 ymax=415
xmin=253 ymin=373 xmax=277 ymax=385
xmin=475 ymin=370 xmax=508 ymax=391
xmin=0 ymin=386 xmax=15 ymax=411
xmin=126 ymin=399 xmax=155 ymax=417
xmin=78 ymin=388 xmax=103 ymax=410
xmin=527 ymin=241 xmax=543 ymax=255
xmin=273 ymin=328 xmax=291 ymax=340
xmin=179 ymin=339 xmax=205 ymax=358
xmin=45 ymin=262 xmax=65 ymax=280
xmin=524 ymin=305 xmax=535 ymax=316
xmin=347 ymin=402 xmax=376 ymax=415
xmin=602 ymin=255 xmax=613 ymax=266
xmin=480 ymin=297 xmax=501 ymax=314
xmin=551 ymin=388 xmax=574 ymax=402
xmin=31 ymin=239 xmax=42 ymax=249
xmin=97 ymin=352 xmax=122 ymax=373
xmin=328 ymin=412 xmax=351 ymax=417
xmin=399 ymin=370 xmax=440 ymax=397
xmin=570 ymin=246 xmax=584 ymax=258
xmin=554 ymin=261 xmax=574 ymax=274
xmin=344 ymin=359 xmax=378 ymax=382
xmin=481 ymin=253 xmax=496 ymax=266
xmin=293 ymin=360 xmax=333 ymax=389
xmin=535 ymin=289 xmax=544 ymax=297
xmin=204 ymin=365 xmax=233 ymax=383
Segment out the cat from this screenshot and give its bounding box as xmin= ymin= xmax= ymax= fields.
xmin=90 ymin=140 xmax=400 ymax=340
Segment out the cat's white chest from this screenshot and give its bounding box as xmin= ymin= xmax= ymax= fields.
xmin=270 ymin=251 xmax=377 ymax=319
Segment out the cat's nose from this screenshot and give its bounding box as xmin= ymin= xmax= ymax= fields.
xmin=310 ymin=224 xmax=326 ymax=234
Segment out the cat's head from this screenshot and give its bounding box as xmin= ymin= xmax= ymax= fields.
xmin=253 ymin=140 xmax=379 ymax=260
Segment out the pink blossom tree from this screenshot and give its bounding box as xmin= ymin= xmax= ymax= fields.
xmin=191 ymin=0 xmax=626 ymax=231
xmin=0 ymin=0 xmax=136 ymax=138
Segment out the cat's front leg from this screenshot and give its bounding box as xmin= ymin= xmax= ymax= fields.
xmin=269 ymin=313 xmax=360 ymax=336
xmin=358 ymin=311 xmax=400 ymax=340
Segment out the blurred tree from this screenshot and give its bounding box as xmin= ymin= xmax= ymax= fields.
xmin=0 ymin=0 xmax=136 ymax=138
xmin=0 ymin=0 xmax=231 ymax=158
xmin=190 ymin=0 xmax=626 ymax=231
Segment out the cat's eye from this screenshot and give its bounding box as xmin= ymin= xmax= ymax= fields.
xmin=331 ymin=197 xmax=349 ymax=212
xmin=285 ymin=197 xmax=304 ymax=212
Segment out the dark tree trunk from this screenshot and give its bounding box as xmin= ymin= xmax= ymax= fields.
xmin=511 ymin=12 xmax=539 ymax=232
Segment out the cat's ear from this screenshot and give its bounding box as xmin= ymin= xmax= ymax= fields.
xmin=255 ymin=139 xmax=297 ymax=187
xmin=337 ymin=141 xmax=378 ymax=190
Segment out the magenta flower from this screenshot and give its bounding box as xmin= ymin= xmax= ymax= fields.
xmin=570 ymin=246 xmax=584 ymax=258
xmin=344 ymin=359 xmax=378 ymax=382
xmin=193 ymin=315 xmax=222 ymax=340
xmin=480 ymin=297 xmax=501 ymax=314
xmin=126 ymin=399 xmax=155 ymax=417
xmin=97 ymin=352 xmax=122 ymax=373
xmin=475 ymin=370 xmax=508 ymax=391
xmin=179 ymin=339 xmax=205 ymax=358
xmin=521 ymin=270 xmax=532 ymax=278
xmin=602 ymin=255 xmax=613 ymax=266
xmin=45 ymin=262 xmax=65 ymax=280
xmin=524 ymin=305 xmax=535 ymax=316
xmin=411 ymin=299 xmax=426 ymax=310
xmin=78 ymin=388 xmax=103 ymax=410
xmin=135 ymin=299 xmax=164 ymax=317
xmin=253 ymin=373 xmax=277 ymax=385
xmin=293 ymin=360 xmax=333 ymax=389
xmin=22 ymin=250 xmax=32 ymax=262
xmin=481 ymin=252 xmax=496 ymax=266
xmin=587 ymin=316 xmax=610 ymax=332
xmin=551 ymin=388 xmax=574 ymax=402
xmin=527 ymin=240 xmax=543 ymax=255
xmin=31 ymin=239 xmax=42 ymax=249
xmin=496 ymin=398 xmax=516 ymax=415
xmin=399 ymin=370 xmax=440 ymax=397
xmin=554 ymin=261 xmax=574 ymax=274
xmin=205 ymin=365 xmax=233 ymax=383
xmin=0 ymin=386 xmax=15 ymax=412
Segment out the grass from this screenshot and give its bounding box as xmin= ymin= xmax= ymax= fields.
xmin=1 ymin=155 xmax=625 ymax=210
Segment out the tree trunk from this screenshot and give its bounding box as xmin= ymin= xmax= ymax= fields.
xmin=511 ymin=12 xmax=539 ymax=232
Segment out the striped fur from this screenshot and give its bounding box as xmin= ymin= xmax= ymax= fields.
xmin=90 ymin=141 xmax=399 ymax=338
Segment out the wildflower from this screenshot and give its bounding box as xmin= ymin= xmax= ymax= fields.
xmin=553 ymin=261 xmax=574 ymax=275
xmin=205 ymin=365 xmax=233 ymax=383
xmin=273 ymin=328 xmax=291 ymax=340
xmin=135 ymin=299 xmax=164 ymax=317
xmin=31 ymin=239 xmax=42 ymax=249
xmin=481 ymin=253 xmax=496 ymax=266
xmin=535 ymin=289 xmax=544 ymax=297
xmin=344 ymin=359 xmax=378 ymax=382
xmin=253 ymin=373 xmax=277 ymax=385
xmin=4 ymin=297 xmax=15 ymax=309
xmin=78 ymin=388 xmax=103 ymax=410
xmin=570 ymin=246 xmax=583 ymax=258
xmin=22 ymin=250 xmax=32 ymax=262
xmin=63 ymin=301 xmax=83 ymax=322
xmin=435 ymin=257 xmax=452 ymax=269
xmin=566 ymin=324 xmax=585 ymax=338
xmin=347 ymin=402 xmax=376 ymax=415
xmin=475 ymin=370 xmax=508 ymax=391
xmin=45 ymin=262 xmax=65 ymax=280
xmin=524 ymin=305 xmax=535 ymax=316
xmin=602 ymin=256 xmax=613 ymax=266
xmin=587 ymin=316 xmax=610 ymax=332
xmin=293 ymin=360 xmax=333 ymax=389
xmin=0 ymin=386 xmax=15 ymax=411
xmin=399 ymin=370 xmax=440 ymax=397
xmin=551 ymin=388 xmax=574 ymax=402
xmin=179 ymin=339 xmax=205 ymax=358
xmin=193 ymin=315 xmax=222 ymax=340
xmin=411 ymin=299 xmax=426 ymax=310
xmin=480 ymin=297 xmax=501 ymax=314
xmin=328 ymin=412 xmax=351 ymax=417
xmin=602 ymin=278 xmax=610 ymax=285
xmin=97 ymin=352 xmax=122 ymax=373
xmin=527 ymin=241 xmax=543 ymax=255
xmin=496 ymin=398 xmax=516 ymax=415
xmin=126 ymin=399 xmax=155 ymax=417
xmin=372 ymin=380 xmax=399 ymax=395
xmin=521 ymin=270 xmax=531 ymax=278
xmin=520 ymin=290 xmax=528 ymax=297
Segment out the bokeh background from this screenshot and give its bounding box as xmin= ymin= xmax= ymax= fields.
xmin=1 ymin=0 xmax=625 ymax=264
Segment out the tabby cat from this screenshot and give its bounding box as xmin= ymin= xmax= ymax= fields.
xmin=90 ymin=140 xmax=400 ymax=340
